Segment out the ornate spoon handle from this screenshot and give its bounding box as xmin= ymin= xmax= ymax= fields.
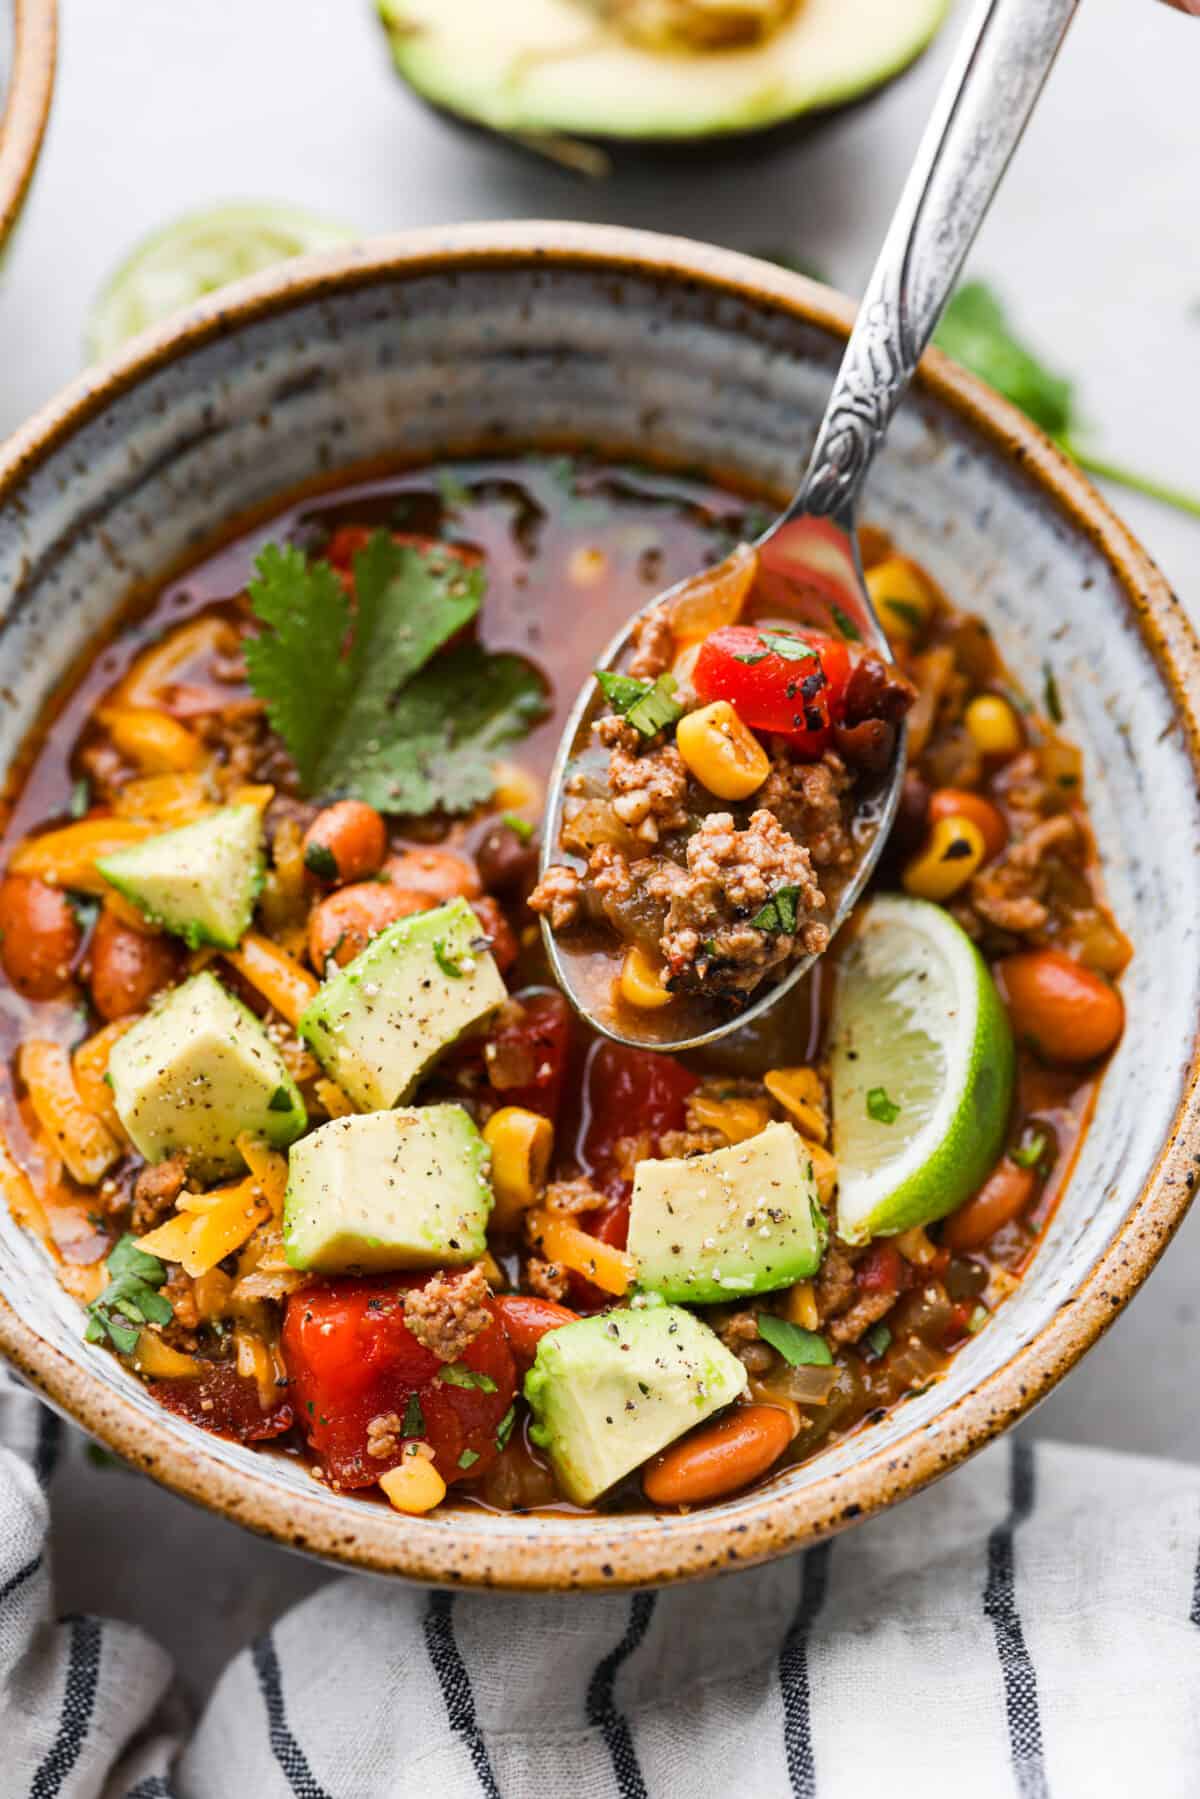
xmin=791 ymin=0 xmax=1079 ymax=524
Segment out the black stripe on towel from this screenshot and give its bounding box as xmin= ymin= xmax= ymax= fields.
xmin=33 ymin=1405 xmax=63 ymax=1491
xmin=252 ymin=1632 xmax=333 ymax=1799
xmin=780 ymin=1540 xmax=833 ymax=1799
xmin=586 ymin=1591 xmax=657 ymax=1799
xmin=1189 ymin=1537 xmax=1200 ymax=1628
xmin=30 ymin=1614 xmax=102 ymax=1799
xmin=424 ymin=1591 xmax=502 ymax=1798
xmin=984 ymin=1438 xmax=1049 ymax=1799
xmin=125 ymin=1778 xmax=172 ymax=1798
xmin=0 ymin=1550 xmax=43 ymax=1608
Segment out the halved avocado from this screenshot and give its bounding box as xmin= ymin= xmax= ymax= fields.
xmin=378 ymin=0 xmax=951 ymax=156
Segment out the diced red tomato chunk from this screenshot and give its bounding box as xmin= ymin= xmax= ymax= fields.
xmin=153 ymin=1362 xmax=294 ymax=1444
xmin=484 ymin=989 xmax=572 ymax=1121
xmin=692 ymin=625 xmax=851 ymax=753
xmin=281 ymin=1275 xmax=517 ymax=1489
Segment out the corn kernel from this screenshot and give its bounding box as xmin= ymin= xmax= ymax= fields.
xmin=380 ymin=1450 xmax=447 ymax=1516
xmin=896 ymin=1225 xmax=938 ymax=1266
xmin=786 ymin=1280 xmax=819 ymax=1331
xmin=618 ymin=944 xmax=673 ymax=1010
xmin=764 ymin=1067 xmax=828 ymax=1144
xmin=964 ymin=694 xmax=1022 ymax=756
xmin=902 ymin=815 xmax=986 ymax=902
xmin=865 ymin=556 xmax=936 ymax=643
xmin=484 ymin=1105 xmax=554 ymax=1230
xmin=675 ymin=700 xmax=770 ymax=801
xmin=492 ymin=760 xmax=543 ymax=814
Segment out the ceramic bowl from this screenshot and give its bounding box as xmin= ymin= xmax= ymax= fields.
xmin=0 ymin=225 xmax=1196 ymax=1589
xmin=0 ymin=0 xmax=55 ymax=258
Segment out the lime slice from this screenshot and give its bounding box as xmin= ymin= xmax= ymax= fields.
xmin=85 ymin=202 xmax=356 ymax=362
xmin=829 ymin=894 xmax=1014 ymax=1244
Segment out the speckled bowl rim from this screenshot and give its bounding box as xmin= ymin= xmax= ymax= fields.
xmin=0 ymin=0 xmax=56 ymax=253
xmin=0 ymin=223 xmax=1197 ymax=1590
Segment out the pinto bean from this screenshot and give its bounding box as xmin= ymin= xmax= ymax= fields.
xmin=928 ymin=788 xmax=1008 ymax=862
xmin=942 ymin=1160 xmax=1036 ymax=1252
xmin=998 ymin=949 xmax=1124 ymax=1063
xmin=642 ymin=1404 xmax=794 ymax=1507
xmin=88 ymin=909 xmax=181 ymax=1019
xmin=307 ymin=882 xmax=430 ymax=971
xmin=0 ymin=876 xmax=81 ymax=999
xmin=384 ymin=846 xmax=482 ymax=902
xmin=302 ymin=801 xmax=387 ymax=885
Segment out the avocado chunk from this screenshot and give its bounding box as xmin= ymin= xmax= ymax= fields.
xmin=98 ymin=803 xmax=264 ymax=950
xmin=283 ymin=1105 xmax=492 ymax=1273
xmin=298 ymin=897 xmax=506 ymax=1111
xmin=107 ymin=971 xmax=306 ymax=1178
xmin=628 ymin=1120 xmax=825 ymax=1303
xmin=379 ymin=0 xmax=949 ymax=148
xmin=524 ymin=1305 xmax=747 ymax=1505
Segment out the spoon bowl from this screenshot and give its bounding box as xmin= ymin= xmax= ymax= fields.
xmin=539 ymin=0 xmax=1080 ymax=1052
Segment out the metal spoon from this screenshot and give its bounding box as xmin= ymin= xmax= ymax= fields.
xmin=540 ymin=0 xmax=1079 ymax=1053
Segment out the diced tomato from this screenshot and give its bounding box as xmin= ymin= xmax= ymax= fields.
xmin=484 ymin=989 xmax=571 ymax=1121
xmin=856 ymin=1243 xmax=908 ymax=1296
xmin=493 ymin=1294 xmax=579 ymax=1371
xmin=281 ymin=1275 xmax=517 ymax=1489
xmin=152 ymin=1362 xmax=293 ymax=1444
xmin=580 ymin=1041 xmax=698 ymax=1186
xmin=692 ymin=625 xmax=851 ymax=753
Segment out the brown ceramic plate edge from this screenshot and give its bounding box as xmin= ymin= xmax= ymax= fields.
xmin=0 ymin=0 xmax=56 ymax=254
xmin=0 ymin=223 xmax=1197 ymax=1590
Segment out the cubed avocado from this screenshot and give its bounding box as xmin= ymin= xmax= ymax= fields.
xmin=628 ymin=1121 xmax=825 ymax=1304
xmin=523 ymin=1305 xmax=747 ymax=1506
xmin=97 ymin=803 xmax=264 ymax=950
xmin=298 ymin=897 xmax=506 ymax=1111
xmin=283 ymin=1104 xmax=492 ymax=1273
xmin=107 ymin=970 xmax=306 ymax=1178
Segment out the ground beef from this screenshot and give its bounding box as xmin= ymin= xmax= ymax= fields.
xmin=758 ymin=750 xmax=854 ymax=868
xmin=528 ymin=862 xmax=586 ymax=930
xmin=814 ymin=1243 xmax=857 ymax=1324
xmin=366 ymin=1411 xmax=404 ymax=1459
xmin=656 ymin=809 xmax=827 ymax=993
xmin=158 ymin=1266 xmax=201 ymax=1351
xmin=402 ymin=1264 xmax=492 ymax=1363
xmin=827 ymin=1288 xmax=896 ymax=1347
xmin=604 ymin=736 xmax=690 ymax=842
xmin=627 ymin=605 xmax=676 ymax=679
xmin=525 ymin=1257 xmax=569 ymax=1301
xmin=542 ymin=1176 xmax=605 ymax=1215
xmin=130 ymin=1153 xmax=189 ymax=1234
xmin=658 ymin=1126 xmax=724 ymax=1158
xmin=969 ymin=813 xmax=1079 ymax=936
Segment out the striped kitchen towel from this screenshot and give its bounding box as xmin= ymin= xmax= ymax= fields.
xmin=2 ymin=1366 xmax=1199 ymax=1799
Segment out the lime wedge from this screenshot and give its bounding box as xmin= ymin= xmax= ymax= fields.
xmin=85 ymin=202 xmax=356 ymax=362
xmin=829 ymin=894 xmax=1014 ymax=1244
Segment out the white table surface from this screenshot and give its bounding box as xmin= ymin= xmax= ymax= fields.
xmin=1 ymin=0 xmax=1199 ymax=1706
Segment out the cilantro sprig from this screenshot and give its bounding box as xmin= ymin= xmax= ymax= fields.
xmin=244 ymin=533 xmax=548 ymax=815
xmin=935 ymin=283 xmax=1200 ymax=520
xmin=84 ymin=1234 xmax=173 ymax=1356
xmin=750 ymin=885 xmax=802 ymax=935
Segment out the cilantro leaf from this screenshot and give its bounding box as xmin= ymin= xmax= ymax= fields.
xmin=1011 ymin=1130 xmax=1048 ymax=1170
xmin=85 ymin=1233 xmax=173 ymax=1357
xmin=244 ymin=534 xmax=546 ymax=815
xmin=345 ymin=644 xmax=547 ymax=816
xmin=750 ymin=885 xmax=801 ymax=935
xmin=756 ymin=1314 xmax=833 ymax=1366
xmin=936 ymin=282 xmax=1200 ymax=520
xmin=595 ymin=668 xmax=683 ymax=738
xmin=438 ymin=1362 xmax=497 ymax=1393
xmin=495 ymin=1404 xmax=517 ymax=1452
xmin=760 ymin=632 xmax=818 ymax=664
xmin=830 ymin=605 xmax=862 ymax=643
xmin=863 ymin=1323 xmax=892 ymax=1359
xmin=433 ymin=938 xmax=463 ymax=980
xmin=401 ymin=1393 xmax=426 ymax=1438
